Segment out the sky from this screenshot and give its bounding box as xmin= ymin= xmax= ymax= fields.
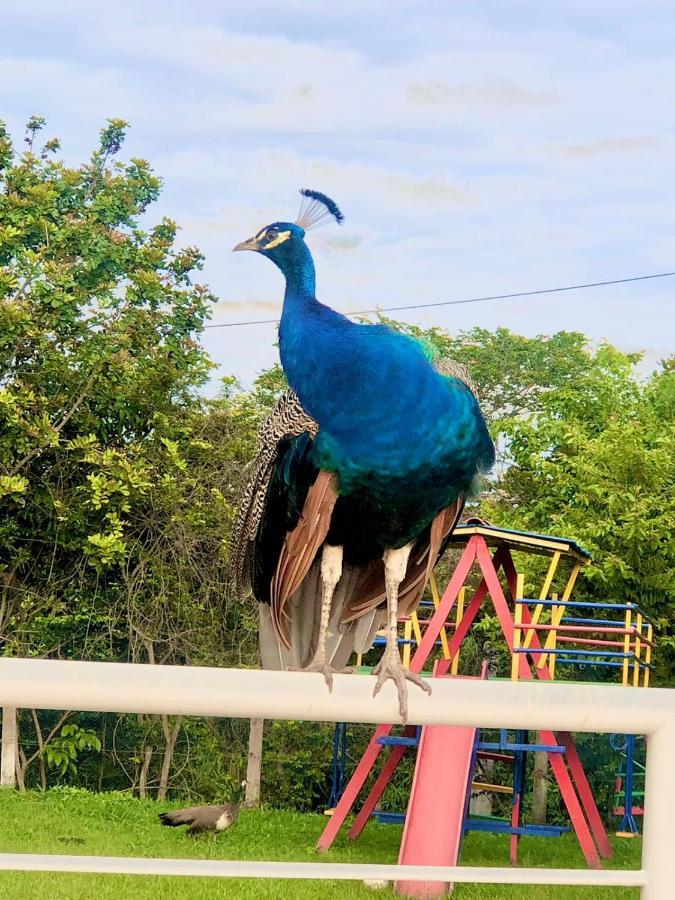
xmin=2 ymin=1 xmax=674 ymax=388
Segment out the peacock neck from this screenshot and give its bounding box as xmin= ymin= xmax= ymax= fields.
xmin=279 ymin=242 xmax=316 ymax=299
xmin=278 ymin=243 xmax=343 ymax=418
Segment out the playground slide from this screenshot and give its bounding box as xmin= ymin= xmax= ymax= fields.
xmin=395 ymin=723 xmax=477 ymax=899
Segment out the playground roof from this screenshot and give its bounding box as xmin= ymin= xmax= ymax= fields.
xmin=450 ymin=521 xmax=592 ymax=564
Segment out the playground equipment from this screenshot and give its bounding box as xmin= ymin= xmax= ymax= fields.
xmin=512 ymin=595 xmax=653 ymax=685
xmin=319 ymin=521 xmax=656 ymax=896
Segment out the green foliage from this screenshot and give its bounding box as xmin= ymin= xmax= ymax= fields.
xmin=262 ymin=721 xmax=335 ymax=812
xmin=0 ymin=117 xmax=230 ymax=669
xmin=43 ymin=723 xmax=101 ymax=778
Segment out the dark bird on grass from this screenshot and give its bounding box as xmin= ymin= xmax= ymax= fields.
xmin=159 ymin=781 xmax=247 ymax=836
xmin=230 ymin=190 xmax=494 ymax=722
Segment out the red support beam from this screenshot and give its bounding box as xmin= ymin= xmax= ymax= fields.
xmin=348 ymin=727 xmax=417 ymax=840
xmin=436 ymin=544 xmax=512 ymax=677
xmin=317 ymin=538 xmax=480 ymax=851
xmin=407 ymin=538 xmax=479 ymax=674
xmin=539 ymin=730 xmax=602 ymax=869
xmin=316 ymin=723 xmax=392 ymax=852
xmin=559 ymin=731 xmax=614 ymax=859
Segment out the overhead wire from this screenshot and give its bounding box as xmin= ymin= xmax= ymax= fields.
xmin=203 ymin=270 xmax=675 ymax=330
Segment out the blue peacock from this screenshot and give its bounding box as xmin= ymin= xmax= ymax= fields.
xmin=230 ymin=190 xmax=495 ymax=721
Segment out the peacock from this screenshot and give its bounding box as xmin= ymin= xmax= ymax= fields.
xmin=159 ymin=781 xmax=247 ymax=835
xmin=230 ymin=190 xmax=494 ymax=721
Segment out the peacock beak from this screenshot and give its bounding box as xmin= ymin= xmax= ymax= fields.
xmin=233 ymin=236 xmax=261 ymax=252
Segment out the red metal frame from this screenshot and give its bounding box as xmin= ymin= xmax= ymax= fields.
xmin=317 ymin=534 xmax=612 ymax=869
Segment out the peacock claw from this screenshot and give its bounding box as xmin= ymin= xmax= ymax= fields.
xmin=290 ymin=661 xmax=355 ymax=693
xmin=372 ymin=649 xmax=432 ymax=724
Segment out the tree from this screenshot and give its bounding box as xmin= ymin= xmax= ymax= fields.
xmin=0 ymin=116 xmax=247 ymax=793
xmin=491 ymin=353 xmax=675 ymax=682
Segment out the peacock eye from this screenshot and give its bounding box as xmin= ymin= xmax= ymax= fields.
xmin=266 ymin=229 xmax=279 ymax=242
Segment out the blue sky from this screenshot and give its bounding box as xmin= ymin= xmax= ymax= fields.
xmin=2 ymin=1 xmax=674 ymax=386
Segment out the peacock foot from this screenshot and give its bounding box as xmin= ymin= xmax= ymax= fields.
xmin=290 ymin=660 xmax=355 ymax=692
xmin=372 ymin=648 xmax=431 ymax=724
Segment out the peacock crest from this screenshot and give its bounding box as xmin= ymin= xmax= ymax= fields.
xmin=296 ymin=188 xmax=344 ymax=230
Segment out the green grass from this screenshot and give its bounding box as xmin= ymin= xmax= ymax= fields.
xmin=0 ymin=789 xmax=641 ymax=899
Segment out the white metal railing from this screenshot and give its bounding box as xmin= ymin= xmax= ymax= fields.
xmin=0 ymin=658 xmax=673 ymax=899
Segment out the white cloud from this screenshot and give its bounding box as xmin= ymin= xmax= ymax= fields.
xmin=560 ymin=137 xmax=661 ymax=158
xmin=2 ymin=0 xmax=673 ymax=387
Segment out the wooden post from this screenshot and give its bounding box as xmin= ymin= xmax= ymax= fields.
xmin=531 ymin=751 xmax=549 ymax=824
xmin=1 ymin=707 xmax=17 ymax=788
xmin=245 ymin=717 xmax=264 ymax=808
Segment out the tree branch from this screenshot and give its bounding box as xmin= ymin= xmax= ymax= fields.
xmin=10 ymin=370 xmax=98 ymax=476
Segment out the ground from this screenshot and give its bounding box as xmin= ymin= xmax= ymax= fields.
xmin=0 ymin=789 xmax=641 ymax=899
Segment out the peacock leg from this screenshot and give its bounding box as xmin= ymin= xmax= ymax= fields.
xmin=372 ymin=543 xmax=432 ymax=723
xmin=293 ymin=544 xmax=352 ymax=691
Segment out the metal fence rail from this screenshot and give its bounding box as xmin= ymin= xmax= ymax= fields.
xmin=0 ymin=658 xmax=673 ymax=898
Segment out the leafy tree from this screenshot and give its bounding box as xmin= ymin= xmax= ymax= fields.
xmin=0 ymin=117 xmax=246 ymax=793
xmin=492 ymin=354 xmax=675 ymax=681
xmin=0 ymin=116 xmax=215 ymax=652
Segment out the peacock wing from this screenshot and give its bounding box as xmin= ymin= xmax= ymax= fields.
xmin=159 ymin=806 xmax=203 ymax=826
xmin=270 ymin=469 xmax=338 ymax=648
xmin=230 ymin=390 xmax=318 ymax=597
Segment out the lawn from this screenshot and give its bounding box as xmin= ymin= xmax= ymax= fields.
xmin=0 ymin=789 xmax=641 ymax=899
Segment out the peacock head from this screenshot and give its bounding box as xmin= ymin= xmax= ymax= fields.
xmin=233 ymin=189 xmax=343 ymax=281
xmin=232 ymin=779 xmax=247 ymax=804
xmin=233 ymin=220 xmax=307 ymax=260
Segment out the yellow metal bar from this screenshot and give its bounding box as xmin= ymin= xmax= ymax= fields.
xmin=471 ymin=782 xmax=514 ymax=795
xmin=538 ymin=562 xmax=581 ymax=669
xmin=560 ymin=563 xmax=581 ymax=603
xmin=511 ymin=575 xmax=524 ymax=681
xmin=411 ymin=611 xmax=423 ymax=647
xmin=430 ymin=574 xmax=451 ymax=661
xmin=523 ymin=552 xmax=561 ymax=650
xmin=549 ymin=593 xmax=559 ymax=678
xmin=402 ymin=618 xmax=412 ymax=669
xmin=356 ymin=653 xmax=363 ymax=668
xmin=632 ymin=612 xmax=643 ymax=688
xmin=451 ymin=588 xmax=465 ymax=675
xmin=621 ymin=605 xmax=632 ymax=687
xmin=644 ymin=623 xmax=653 ymax=688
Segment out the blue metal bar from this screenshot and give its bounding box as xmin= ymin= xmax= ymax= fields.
xmin=338 ymin=722 xmax=346 ymax=802
xmin=552 ymin=658 xmax=653 ymax=669
xmin=372 ymin=638 xmax=444 ymax=647
xmin=465 ymin=819 xmax=570 ymax=837
xmin=477 ymin=741 xmax=565 ymax=754
xmin=327 ymin=722 xmax=348 ymax=809
xmin=376 ymin=736 xmax=420 ymax=747
xmin=516 ymin=599 xmax=650 ymax=616
xmin=617 ymin=734 xmax=640 ymax=835
xmin=371 ymin=810 xmax=405 ymax=824
xmin=514 ymin=648 xmax=634 ymax=659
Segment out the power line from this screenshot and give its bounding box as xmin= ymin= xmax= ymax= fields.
xmin=203 ymin=270 xmax=675 ymax=330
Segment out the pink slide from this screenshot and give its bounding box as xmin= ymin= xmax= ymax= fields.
xmin=395 ymin=723 xmax=477 ymax=898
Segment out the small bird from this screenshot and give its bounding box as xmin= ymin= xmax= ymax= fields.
xmin=159 ymin=780 xmax=247 ymax=836
xmin=230 ymin=190 xmax=494 ymax=722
